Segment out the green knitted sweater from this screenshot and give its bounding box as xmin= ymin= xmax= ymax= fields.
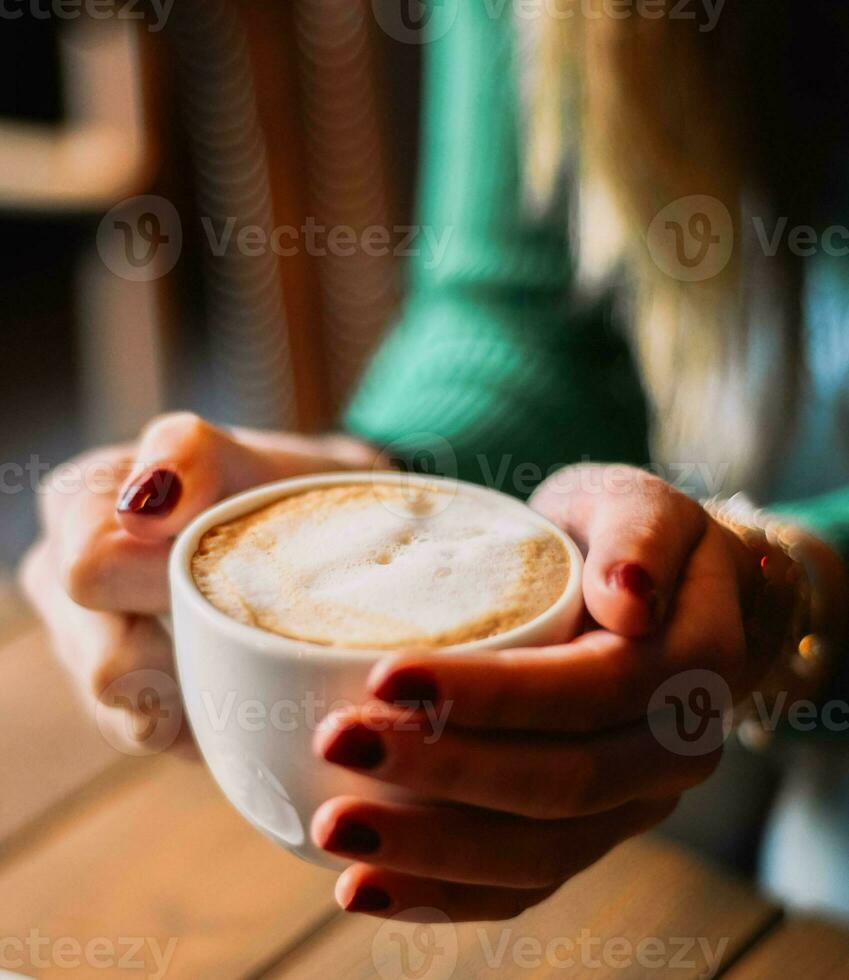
xmin=343 ymin=1 xmax=849 ymax=562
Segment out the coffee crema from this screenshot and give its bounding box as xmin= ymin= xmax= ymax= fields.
xmin=191 ymin=483 xmax=570 ymax=649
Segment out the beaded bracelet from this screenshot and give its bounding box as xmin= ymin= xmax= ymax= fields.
xmin=702 ymin=493 xmax=831 ymax=750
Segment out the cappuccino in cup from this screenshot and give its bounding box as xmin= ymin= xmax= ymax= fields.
xmin=191 ymin=482 xmax=571 ymax=649
xmin=169 ymin=473 xmax=583 ymax=867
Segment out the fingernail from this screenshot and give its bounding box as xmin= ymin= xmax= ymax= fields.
xmin=117 ymin=468 xmax=182 ymax=517
xmin=322 ymin=725 xmax=385 ymax=770
xmin=372 ymin=668 xmax=439 ymax=707
xmin=608 ymin=562 xmax=656 ymax=601
xmin=345 ymin=885 xmax=391 ymax=913
xmin=323 ymin=819 xmax=381 ymax=856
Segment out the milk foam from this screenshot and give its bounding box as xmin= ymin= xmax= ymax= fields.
xmin=191 ymin=483 xmax=570 ymax=648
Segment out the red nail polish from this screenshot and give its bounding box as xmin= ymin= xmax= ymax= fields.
xmin=345 ymin=885 xmax=391 ymax=913
xmin=323 ymin=819 xmax=381 ymax=856
xmin=373 ymin=668 xmax=439 ymax=707
xmin=322 ymin=725 xmax=385 ymax=770
xmin=609 ymin=562 xmax=655 ymax=600
xmin=117 ymin=469 xmax=182 ymax=517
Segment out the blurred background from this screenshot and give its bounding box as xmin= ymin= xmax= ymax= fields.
xmin=0 ymin=0 xmax=420 ymax=574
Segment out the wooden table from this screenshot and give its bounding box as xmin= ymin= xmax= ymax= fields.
xmin=2 ymin=615 xmax=849 ymax=979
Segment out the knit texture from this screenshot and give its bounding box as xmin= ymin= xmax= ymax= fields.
xmin=343 ymin=0 xmax=649 ymax=495
xmin=343 ymin=0 xmax=849 ymax=566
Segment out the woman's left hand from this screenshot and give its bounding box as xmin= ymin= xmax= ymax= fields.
xmin=310 ymin=464 xmax=835 ymax=922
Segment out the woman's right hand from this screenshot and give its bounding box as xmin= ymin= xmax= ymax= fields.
xmin=19 ymin=413 xmax=382 ymax=756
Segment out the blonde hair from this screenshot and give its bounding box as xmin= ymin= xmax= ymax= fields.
xmin=520 ymin=5 xmax=805 ymax=494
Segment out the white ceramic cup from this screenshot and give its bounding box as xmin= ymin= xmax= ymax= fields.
xmin=168 ymin=471 xmax=584 ymax=867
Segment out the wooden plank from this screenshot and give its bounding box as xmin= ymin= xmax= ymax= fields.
xmin=264 ymin=837 xmax=780 ymax=980
xmin=0 ymin=627 xmax=126 ymax=851
xmin=0 ymin=756 xmax=338 ymax=979
xmin=724 ymin=918 xmax=849 ymax=979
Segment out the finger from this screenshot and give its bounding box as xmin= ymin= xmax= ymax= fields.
xmin=21 ymin=542 xmax=196 ymax=758
xmin=314 ymin=707 xmax=719 ymax=819
xmin=369 ymin=633 xmax=663 ymax=733
xmin=659 ymin=519 xmax=747 ymax=693
xmin=37 ymin=444 xmax=132 ymax=537
xmin=370 ymin=524 xmax=746 ymax=734
xmin=115 ymin=413 xmax=367 ymax=541
xmin=313 ymin=795 xmax=678 ymax=888
xmin=334 ymin=864 xmax=558 ymax=922
xmin=59 ymin=486 xmax=170 ymax=613
xmin=531 ymin=465 xmax=707 ymax=636
xmin=21 ymin=539 xmax=174 ymax=694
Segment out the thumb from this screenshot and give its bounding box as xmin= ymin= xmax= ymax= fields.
xmin=531 ymin=465 xmax=707 ymax=637
xmin=115 ymin=412 xmax=370 ymax=542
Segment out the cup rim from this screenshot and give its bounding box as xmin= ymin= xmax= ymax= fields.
xmin=169 ymin=471 xmax=584 ymax=662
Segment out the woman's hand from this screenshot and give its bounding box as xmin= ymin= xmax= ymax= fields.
xmin=20 ymin=413 xmax=382 ymax=755
xmin=311 ymin=463 xmax=838 ymax=922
